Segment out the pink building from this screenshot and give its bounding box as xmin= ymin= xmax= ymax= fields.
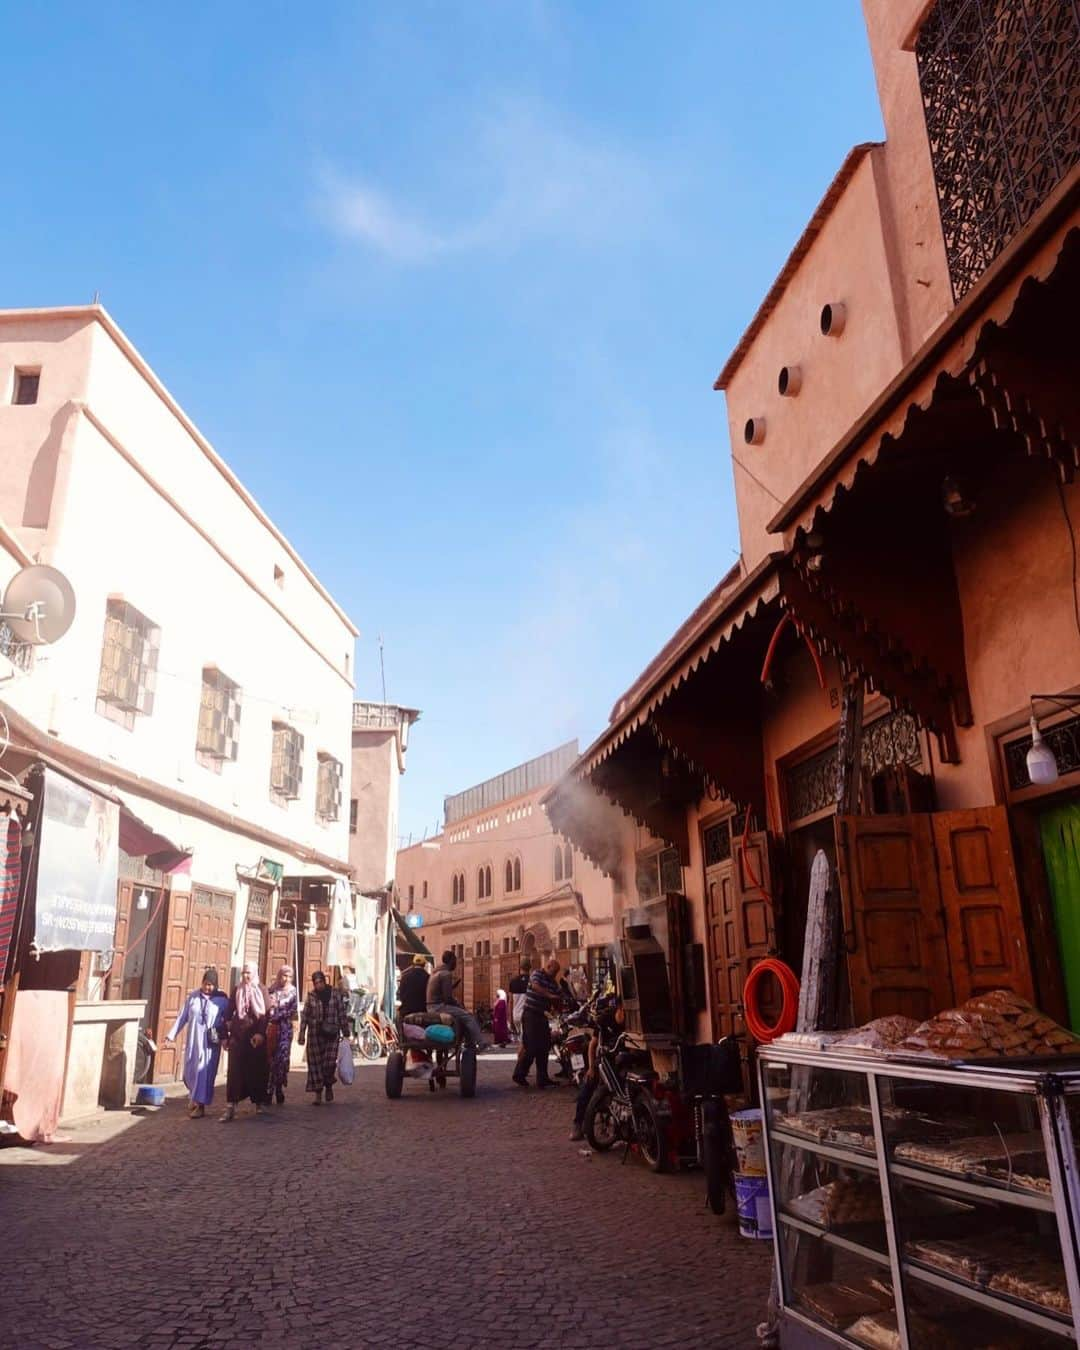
xmin=349 ymin=701 xmax=420 ymax=892
xmin=394 ymin=742 xmax=617 ymax=1009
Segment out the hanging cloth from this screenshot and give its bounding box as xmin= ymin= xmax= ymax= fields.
xmin=1040 ymin=800 xmax=1080 ymax=1032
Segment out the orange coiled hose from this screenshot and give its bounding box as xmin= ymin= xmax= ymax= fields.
xmin=743 ymin=958 xmax=801 ymax=1044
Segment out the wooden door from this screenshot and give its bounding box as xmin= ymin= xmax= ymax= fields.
xmin=734 ymin=831 xmax=778 ymax=1018
xmin=704 ymin=859 xmax=742 ymax=1042
xmin=836 ymin=815 xmax=953 ymax=1024
xmin=152 ymin=890 xmax=192 ymax=1082
xmin=301 ymin=932 xmax=328 ymax=994
xmin=932 ymin=806 xmax=1034 ymax=1004
xmin=107 ymin=882 xmax=136 ymax=1000
xmin=186 ymin=889 xmax=234 ymax=1003
xmin=268 ymin=927 xmax=295 ymax=980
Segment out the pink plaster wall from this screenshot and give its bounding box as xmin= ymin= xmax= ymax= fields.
xmin=0 ymin=315 xmax=93 ymax=550
xmin=726 ymin=153 xmax=905 ymax=570
xmin=861 ymin=0 xmax=953 ymax=352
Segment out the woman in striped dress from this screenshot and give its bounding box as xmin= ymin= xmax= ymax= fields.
xmin=266 ymin=965 xmax=298 ymax=1105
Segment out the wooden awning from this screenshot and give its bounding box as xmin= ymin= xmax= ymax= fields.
xmin=768 ymin=173 xmax=1080 ymax=541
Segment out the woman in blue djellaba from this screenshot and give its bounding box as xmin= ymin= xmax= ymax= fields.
xmin=163 ymin=968 xmax=230 ymax=1119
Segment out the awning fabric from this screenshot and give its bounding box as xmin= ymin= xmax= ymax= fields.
xmin=115 ymin=795 xmax=191 ymax=873
xmin=392 ymin=908 xmax=432 ymax=959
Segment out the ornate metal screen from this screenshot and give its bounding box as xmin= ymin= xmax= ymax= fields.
xmin=786 ymin=711 xmax=923 ymax=825
xmin=916 ymin=0 xmax=1080 ymax=300
xmin=1004 ymin=712 xmax=1080 ymax=789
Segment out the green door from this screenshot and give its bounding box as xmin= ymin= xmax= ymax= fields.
xmin=1040 ymin=799 xmax=1080 ymax=1031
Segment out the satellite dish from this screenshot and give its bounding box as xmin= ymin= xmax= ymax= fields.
xmin=1 ymin=565 xmax=76 ymax=645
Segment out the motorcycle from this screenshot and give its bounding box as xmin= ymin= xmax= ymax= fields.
xmin=551 ymin=998 xmax=596 ymax=1085
xmin=582 ymin=1023 xmax=671 ymax=1172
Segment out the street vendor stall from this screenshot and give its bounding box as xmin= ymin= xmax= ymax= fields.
xmin=759 ymin=994 xmax=1080 ymax=1348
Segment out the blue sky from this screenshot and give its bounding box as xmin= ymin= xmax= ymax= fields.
xmin=5 ymin=3 xmax=884 ymax=844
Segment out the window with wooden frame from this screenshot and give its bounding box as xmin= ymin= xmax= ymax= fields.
xmin=96 ymin=599 xmax=160 ymax=730
xmin=513 ymin=856 xmax=522 ymax=891
xmin=12 ymin=369 xmax=39 ymax=405
xmin=634 ymin=846 xmax=683 ymax=903
xmin=477 ymin=863 xmax=493 ymax=899
xmin=270 ymin=722 xmax=304 ymax=802
xmin=505 ymin=858 xmax=514 ymax=892
xmin=315 ymin=752 xmax=343 ymax=821
xmin=562 ymin=843 xmax=573 ymax=879
xmin=196 ymin=666 xmax=241 ymax=768
xmin=349 ymin=799 xmax=358 ymax=834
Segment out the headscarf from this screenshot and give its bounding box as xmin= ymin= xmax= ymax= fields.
xmin=201 ymin=968 xmax=219 ymax=990
xmin=235 ymin=961 xmax=266 ymax=1020
xmin=271 ymin=964 xmax=295 ymax=994
xmin=312 ymin=969 xmax=332 ymax=1008
xmin=495 ymin=988 xmax=507 ymax=1005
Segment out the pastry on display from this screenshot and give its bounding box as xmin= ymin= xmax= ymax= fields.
xmin=894 ymin=1131 xmax=1045 ymax=1177
xmin=893 ymin=991 xmax=1080 ymax=1060
xmin=787 ymin=1178 xmax=885 ymax=1228
xmin=831 ymin=1017 xmax=920 ymax=1053
xmin=845 ymin=1309 xmax=960 ymax=1349
xmin=799 ymin=1277 xmax=892 ymax=1330
xmin=988 ymin=1260 xmax=1071 ymax=1315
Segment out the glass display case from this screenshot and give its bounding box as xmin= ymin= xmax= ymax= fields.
xmin=759 ymin=1044 xmax=1080 ymax=1348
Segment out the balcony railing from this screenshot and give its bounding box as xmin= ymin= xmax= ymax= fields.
xmin=916 ymin=0 xmax=1080 ymax=301
xmin=353 ymin=701 xmax=406 ymax=730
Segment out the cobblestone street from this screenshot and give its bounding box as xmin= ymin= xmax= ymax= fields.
xmin=1 ymin=1055 xmax=771 ymax=1350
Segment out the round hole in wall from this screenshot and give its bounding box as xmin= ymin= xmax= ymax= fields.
xmin=744 ymin=416 xmax=766 ymax=446
xmin=820 ymin=301 xmax=847 ymax=337
xmin=778 ymin=364 xmax=802 ymax=397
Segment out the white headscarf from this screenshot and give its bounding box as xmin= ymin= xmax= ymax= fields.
xmin=235 ymin=961 xmax=267 ymax=1020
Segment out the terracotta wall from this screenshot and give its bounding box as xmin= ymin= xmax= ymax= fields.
xmin=725 ymin=153 xmax=905 ymax=570
xmin=932 ymin=463 xmax=1080 ymax=807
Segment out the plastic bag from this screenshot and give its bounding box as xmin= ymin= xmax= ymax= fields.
xmin=337 ymin=1037 xmax=355 ymax=1086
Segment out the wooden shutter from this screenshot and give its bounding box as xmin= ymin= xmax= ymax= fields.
xmin=931 ymin=806 xmax=1034 ymax=1004
xmin=301 ymin=931 xmax=328 ymax=993
xmin=152 ymin=890 xmax=192 ymax=1082
xmin=107 ymin=882 xmax=136 ymax=1000
xmin=836 ymin=815 xmax=953 ymax=1024
xmin=268 ymin=928 xmax=294 ymax=978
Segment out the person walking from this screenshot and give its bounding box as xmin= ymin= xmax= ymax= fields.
xmin=508 ymin=960 xmax=530 ymax=1040
xmin=220 ymin=961 xmax=270 ymax=1122
xmin=163 ymin=968 xmax=229 ymax=1118
xmin=298 ymin=970 xmax=348 ymax=1104
xmin=266 ymin=964 xmax=298 ymax=1105
xmin=491 ymin=988 xmax=510 ymax=1046
xmin=514 ymin=957 xmax=562 ymax=1089
xmin=426 ymin=950 xmax=484 ymax=1048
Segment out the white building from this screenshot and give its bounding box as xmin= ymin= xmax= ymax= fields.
xmin=0 ymin=305 xmax=358 ymax=1086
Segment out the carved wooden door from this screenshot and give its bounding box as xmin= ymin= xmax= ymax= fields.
xmin=107 ymin=882 xmax=136 ymax=1000
xmin=704 ymin=859 xmax=741 ymax=1042
xmin=301 ymin=932 xmax=328 ymax=994
xmin=837 ymin=815 xmax=954 ymax=1024
xmin=268 ymin=928 xmax=294 ymax=980
xmin=932 ymin=806 xmax=1034 ymax=1004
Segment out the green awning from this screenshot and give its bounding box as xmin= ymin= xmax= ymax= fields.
xmin=392 ymin=908 xmax=432 ymax=959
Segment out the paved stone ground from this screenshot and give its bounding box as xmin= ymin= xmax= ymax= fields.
xmin=0 ymin=1054 xmax=771 ymax=1349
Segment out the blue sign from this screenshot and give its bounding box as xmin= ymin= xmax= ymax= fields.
xmin=405 ymin=913 xmax=424 ymax=929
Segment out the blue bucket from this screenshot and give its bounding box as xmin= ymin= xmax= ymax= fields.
xmin=734 ymin=1172 xmax=773 ymax=1240
xmin=135 ymin=1085 xmax=166 ymax=1107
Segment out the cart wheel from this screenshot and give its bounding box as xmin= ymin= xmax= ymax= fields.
xmin=460 ymin=1047 xmax=477 ymax=1098
xmin=385 ymin=1051 xmax=405 ymax=1099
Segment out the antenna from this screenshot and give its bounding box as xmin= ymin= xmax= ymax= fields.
xmin=0 ymin=565 xmax=76 ymax=645
xmin=378 ymin=633 xmax=387 ymax=704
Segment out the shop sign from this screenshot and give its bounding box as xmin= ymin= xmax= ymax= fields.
xmin=34 ymin=768 xmax=119 ymax=953
xmin=406 ymin=913 xmax=424 ymax=928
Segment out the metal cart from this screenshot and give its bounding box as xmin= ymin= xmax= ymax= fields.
xmin=385 ymin=1011 xmax=477 ymax=1099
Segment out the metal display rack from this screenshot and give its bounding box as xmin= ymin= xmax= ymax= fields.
xmin=758 ymin=1045 xmax=1080 ymax=1348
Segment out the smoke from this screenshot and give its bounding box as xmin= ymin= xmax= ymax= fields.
xmin=543 ymin=775 xmax=626 ymax=879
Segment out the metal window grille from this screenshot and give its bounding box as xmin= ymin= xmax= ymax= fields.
xmin=703 ymin=821 xmax=733 ymax=868
xmin=786 ymin=710 xmax=923 ymax=825
xmin=1004 ymin=711 xmax=1080 ymax=789
xmin=916 ymin=0 xmax=1080 ymax=300
xmin=316 ymin=754 xmax=342 ymax=820
xmin=196 ymin=667 xmax=241 ymax=760
xmin=270 ymin=723 xmax=304 ymax=799
xmin=97 ymin=599 xmax=159 ymax=716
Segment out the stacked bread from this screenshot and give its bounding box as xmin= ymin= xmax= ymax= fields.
xmin=895 ymin=989 xmax=1080 ymax=1059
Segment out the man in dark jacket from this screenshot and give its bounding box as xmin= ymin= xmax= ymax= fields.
xmin=426 ymin=950 xmax=484 ymax=1048
xmin=397 ymin=955 xmax=429 ymax=1017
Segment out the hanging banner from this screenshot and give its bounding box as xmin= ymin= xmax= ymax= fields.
xmin=34 ymin=768 xmax=119 ymax=953
xmin=325 ymin=877 xmax=356 ymax=968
